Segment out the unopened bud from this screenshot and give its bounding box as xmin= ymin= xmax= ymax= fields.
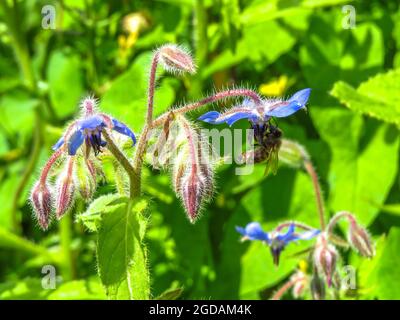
xmin=74 ymin=157 xmax=96 ymax=201
xmin=310 ymin=273 xmax=326 ymax=300
xmin=55 ymin=158 xmax=76 ymax=219
xmin=278 ymin=139 xmax=310 ymax=168
xmin=158 ymin=44 xmax=196 ymax=74
xmin=179 ymin=168 xmax=208 ymax=223
xmin=313 ymin=233 xmax=338 ymax=287
xmin=291 ymin=271 xmax=308 ymax=299
xmin=172 ymin=150 xmax=188 ymax=194
xmin=30 ymin=181 xmax=53 ymax=230
xmin=348 ymin=222 xmax=375 ymax=258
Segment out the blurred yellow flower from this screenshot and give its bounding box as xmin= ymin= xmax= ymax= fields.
xmin=123 ymin=12 xmax=149 ymax=35
xmin=259 ymin=75 xmax=290 ymax=97
xmin=299 ymin=259 xmax=308 ymax=273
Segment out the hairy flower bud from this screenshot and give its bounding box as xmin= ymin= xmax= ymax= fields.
xmin=278 ymin=139 xmax=310 ymax=168
xmin=310 ymin=272 xmax=326 ymax=300
xmin=291 ymin=271 xmax=308 ymax=299
xmin=55 ymin=158 xmax=76 ymax=219
xmin=180 ymin=170 xmax=203 ymax=222
xmin=348 ymin=222 xmax=375 ymax=258
xmin=74 ymin=157 xmax=96 ymax=201
xmin=175 ymin=118 xmax=213 ymax=223
xmin=172 ymin=149 xmax=189 ymax=194
xmin=313 ymin=233 xmax=338 ymax=287
xmin=179 ymin=159 xmax=213 ymax=223
xmin=30 ymin=182 xmax=53 ymax=230
xmin=158 ymin=44 xmax=196 ymax=74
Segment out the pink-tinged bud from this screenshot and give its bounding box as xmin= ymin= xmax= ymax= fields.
xmin=310 ymin=273 xmax=326 ymax=300
xmin=30 ymin=182 xmax=53 ymax=230
xmin=172 ymin=151 xmax=188 ymax=194
xmin=313 ymin=233 xmax=338 ymax=287
xmin=179 ymin=169 xmax=207 ymax=223
xmin=80 ymin=96 xmax=98 ymax=117
xmin=175 ymin=117 xmax=214 ymax=222
xmin=55 ymin=158 xmax=76 ymax=219
xmin=348 ymin=222 xmax=375 ymax=258
xmin=291 ymin=271 xmax=308 ymax=299
xmin=158 ymin=44 xmax=196 ymax=74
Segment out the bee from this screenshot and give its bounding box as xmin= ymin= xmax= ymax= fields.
xmin=241 ymin=122 xmax=282 ymax=175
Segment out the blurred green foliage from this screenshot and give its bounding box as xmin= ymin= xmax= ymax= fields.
xmin=0 ymin=0 xmax=400 ymax=300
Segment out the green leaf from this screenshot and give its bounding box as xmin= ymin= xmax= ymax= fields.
xmin=353 ymin=228 xmax=400 ymax=299
xmin=100 ymin=52 xmax=175 ymax=133
xmin=97 ymin=196 xmax=150 ymax=299
xmin=47 ymin=51 xmax=84 ymax=118
xmin=300 ymin=13 xmax=383 ymax=90
xmin=76 ymin=193 xmax=125 ymax=232
xmin=0 ymin=278 xmax=105 ymax=300
xmin=0 ymin=226 xmax=57 ymax=261
xmin=331 ymin=69 xmax=400 ymax=126
xmin=310 ymin=106 xmax=399 ymax=225
xmin=203 ymin=19 xmax=296 ymax=78
xmin=241 ymin=0 xmax=353 ymax=25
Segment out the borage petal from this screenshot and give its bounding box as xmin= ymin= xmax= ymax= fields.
xmin=288 ymin=88 xmax=311 ymax=106
xmin=265 ymin=88 xmax=311 ymax=118
xmin=236 ymin=222 xmax=269 ymax=241
xmin=293 ymin=229 xmax=320 ymax=241
xmin=265 ymin=100 xmax=304 ymax=118
xmin=276 ymin=224 xmax=296 ymax=243
xmin=198 ymin=111 xmax=220 ymax=124
xmin=112 ymin=118 xmax=136 ymax=146
xmin=199 ymin=109 xmax=258 ymax=126
xmin=52 ymin=136 xmax=65 ymax=151
xmin=68 ymin=130 xmax=85 ymax=155
xmin=78 ymin=115 xmax=106 ymax=130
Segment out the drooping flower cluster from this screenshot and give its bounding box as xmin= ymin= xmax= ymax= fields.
xmin=30 ymin=97 xmax=136 ymax=229
xmin=148 ymin=114 xmax=215 ymax=223
xmin=311 ymin=211 xmax=374 ymax=290
xmin=236 ymin=211 xmax=374 ymax=299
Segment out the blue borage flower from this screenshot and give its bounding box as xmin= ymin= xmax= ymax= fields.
xmin=236 ymin=222 xmax=320 ymax=265
xmin=198 ymin=88 xmax=311 ymax=126
xmin=53 ymin=114 xmax=136 ymax=156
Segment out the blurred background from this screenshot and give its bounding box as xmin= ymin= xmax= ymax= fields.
xmin=0 ymin=0 xmax=400 ymax=299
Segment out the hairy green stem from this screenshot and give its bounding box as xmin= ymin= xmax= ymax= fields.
xmin=191 ymin=0 xmax=208 ymax=98
xmin=304 ymin=160 xmax=326 ymax=230
xmin=103 ymin=131 xmax=137 ymax=198
xmin=326 ymin=211 xmax=357 ymax=235
xmin=59 ymin=213 xmax=74 ymax=281
xmin=275 ymin=221 xmax=316 ymax=232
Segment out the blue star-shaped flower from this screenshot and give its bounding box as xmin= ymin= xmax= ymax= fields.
xmin=53 ymin=114 xmax=136 ymax=156
xmin=198 ymin=88 xmax=311 ymax=126
xmin=236 ymin=222 xmax=320 ymax=266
